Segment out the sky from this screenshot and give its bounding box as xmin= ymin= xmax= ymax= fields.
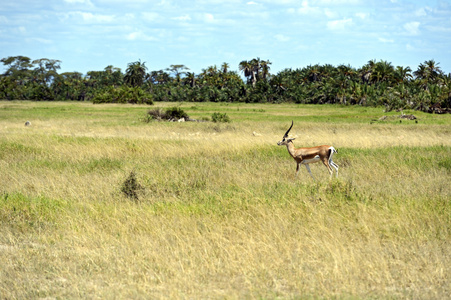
xmin=1 ymin=0 xmax=451 ymax=76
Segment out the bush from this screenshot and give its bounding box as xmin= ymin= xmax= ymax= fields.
xmin=211 ymin=112 xmax=230 ymax=123
xmin=121 ymin=171 xmax=143 ymax=201
xmin=165 ymin=107 xmax=189 ymax=120
xmin=146 ymin=106 xmax=189 ymax=122
xmin=92 ymin=86 xmax=153 ymax=104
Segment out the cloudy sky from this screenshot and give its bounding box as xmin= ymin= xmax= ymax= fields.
xmin=1 ymin=0 xmax=450 ymax=76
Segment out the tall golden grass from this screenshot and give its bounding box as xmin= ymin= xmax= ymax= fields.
xmin=0 ymin=101 xmax=450 ymax=299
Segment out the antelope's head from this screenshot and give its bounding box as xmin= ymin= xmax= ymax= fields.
xmin=277 ymin=121 xmax=296 ymax=146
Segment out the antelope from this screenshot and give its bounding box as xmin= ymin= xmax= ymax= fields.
xmin=277 ymin=121 xmax=338 ymax=179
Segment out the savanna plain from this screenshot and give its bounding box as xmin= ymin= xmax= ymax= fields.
xmin=0 ymin=101 xmax=450 ymax=299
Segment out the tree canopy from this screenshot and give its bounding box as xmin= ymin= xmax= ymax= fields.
xmin=1 ymin=55 xmax=450 ymax=112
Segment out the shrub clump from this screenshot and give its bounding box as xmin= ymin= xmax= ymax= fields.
xmin=146 ymin=106 xmax=189 ymax=122
xmin=211 ymin=112 xmax=230 ymax=123
xmin=145 ymin=107 xmax=230 ymax=123
xmin=165 ymin=107 xmax=189 ymax=120
xmin=121 ymin=171 xmax=143 ymax=201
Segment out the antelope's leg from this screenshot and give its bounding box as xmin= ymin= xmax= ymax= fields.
xmin=322 ymin=159 xmax=333 ymax=177
xmin=305 ymin=164 xmax=315 ymax=180
xmin=330 ymin=161 xmax=339 ymax=177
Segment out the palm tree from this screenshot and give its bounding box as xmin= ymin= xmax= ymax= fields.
xmin=221 ymin=62 xmax=230 ymax=74
xmin=360 ymin=59 xmax=377 ymax=84
xmin=107 ymin=65 xmax=123 ymax=87
xmin=425 ymin=59 xmax=443 ymax=79
xmin=239 ymin=60 xmax=256 ymax=86
xmin=206 ymin=65 xmax=218 ymax=76
xmin=337 ymin=64 xmax=356 ymax=80
xmin=239 ymin=58 xmax=272 ymax=86
xmin=394 ymin=66 xmax=412 ymax=83
xmin=184 ymin=72 xmax=196 ymax=87
xmin=440 ymin=75 xmax=451 ymax=108
xmin=260 ymin=60 xmax=272 ymax=80
xmin=124 ymin=61 xmax=147 ymax=87
xmin=250 ymin=58 xmax=261 ymax=81
xmin=149 ymin=70 xmax=171 ymax=85
xmin=306 ymin=64 xmax=321 ymax=82
xmin=372 ymin=60 xmax=394 ymax=84
xmin=414 ymin=60 xmax=443 ymax=84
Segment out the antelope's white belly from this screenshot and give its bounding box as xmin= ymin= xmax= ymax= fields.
xmin=301 ymin=155 xmax=321 ymax=164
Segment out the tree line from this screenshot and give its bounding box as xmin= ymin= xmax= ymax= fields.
xmin=1 ymin=55 xmax=450 ymax=112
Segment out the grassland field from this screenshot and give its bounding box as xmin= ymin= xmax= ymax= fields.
xmin=0 ymin=101 xmax=450 ymax=299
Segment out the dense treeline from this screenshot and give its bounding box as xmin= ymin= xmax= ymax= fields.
xmin=1 ymin=56 xmax=450 ymax=111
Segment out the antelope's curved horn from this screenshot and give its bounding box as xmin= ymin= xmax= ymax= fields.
xmin=283 ymin=121 xmax=294 ymax=138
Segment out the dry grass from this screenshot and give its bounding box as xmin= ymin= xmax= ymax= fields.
xmin=0 ymin=101 xmax=450 ymax=299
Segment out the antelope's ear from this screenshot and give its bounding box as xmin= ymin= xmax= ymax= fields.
xmin=287 ymin=138 xmax=296 ymax=142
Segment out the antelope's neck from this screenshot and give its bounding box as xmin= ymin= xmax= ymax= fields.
xmin=286 ymin=142 xmax=297 ymax=158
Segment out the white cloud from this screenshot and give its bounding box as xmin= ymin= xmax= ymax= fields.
xmin=28 ymin=37 xmax=53 ymax=44
xmin=327 ymin=18 xmax=352 ymax=30
xmin=355 ymin=12 xmax=368 ymax=19
xmin=315 ymin=0 xmax=361 ymax=4
xmin=173 ymin=15 xmax=191 ymax=21
xmin=274 ymin=34 xmax=290 ymax=42
xmin=414 ymin=7 xmax=433 ymax=17
xmin=63 ymin=0 xmax=95 ymax=8
xmin=266 ymin=0 xmax=297 ymax=3
xmin=204 ymin=13 xmax=215 ymax=23
xmin=195 ymin=0 xmax=241 ymax=4
xmin=324 ymin=8 xmax=337 ymax=18
xmin=424 ymin=24 xmax=451 ymax=33
xmin=404 ymin=21 xmax=420 ymax=35
xmin=414 ymin=8 xmax=427 ymax=16
xmin=64 ymin=0 xmax=93 ymax=4
xmin=295 ymin=1 xmax=321 ymax=15
xmin=96 ymin=0 xmax=147 ymax=3
xmin=84 ymin=13 xmax=115 ymax=23
xmin=65 ymin=12 xmax=115 ymax=23
xmin=142 ymin=12 xmax=160 ymax=22
xmin=247 ymin=1 xmax=258 ymax=4
xmin=379 ymin=37 xmax=394 ymax=43
xmin=126 ymin=31 xmax=157 ymax=41
xmin=126 ymin=32 xmax=140 ymax=41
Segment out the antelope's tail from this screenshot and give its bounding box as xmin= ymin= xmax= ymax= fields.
xmin=329 ymin=146 xmax=337 ymax=155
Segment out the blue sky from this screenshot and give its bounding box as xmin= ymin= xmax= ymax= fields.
xmin=1 ymin=0 xmax=450 ymax=76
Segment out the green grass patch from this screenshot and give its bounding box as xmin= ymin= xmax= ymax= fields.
xmin=0 ymin=192 xmax=67 ymax=231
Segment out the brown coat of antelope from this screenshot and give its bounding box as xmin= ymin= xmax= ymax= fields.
xmin=277 ymin=121 xmax=339 ymax=179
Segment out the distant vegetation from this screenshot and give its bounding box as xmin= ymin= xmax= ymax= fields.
xmin=1 ymin=56 xmax=450 ymax=112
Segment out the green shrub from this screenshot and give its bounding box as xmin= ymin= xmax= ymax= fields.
xmin=146 ymin=107 xmax=189 ymax=121
xmin=92 ymin=86 xmax=153 ymax=104
xmin=165 ymin=107 xmax=189 ymax=120
xmin=211 ymin=112 xmax=230 ymax=123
